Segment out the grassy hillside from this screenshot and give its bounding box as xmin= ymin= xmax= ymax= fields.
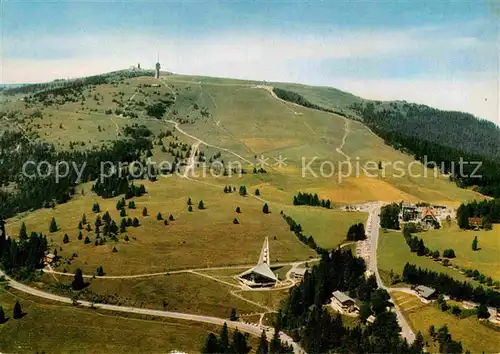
xmin=0 ymin=287 xmax=226 ymax=354
xmin=392 ymin=291 xmax=500 ymax=353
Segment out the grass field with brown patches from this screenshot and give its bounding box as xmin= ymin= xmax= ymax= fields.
xmin=5 ymin=178 xmax=315 ymax=275
xmin=416 ymin=222 xmax=500 ymax=280
xmin=392 ymin=291 xmax=500 ymax=353
xmin=0 ymin=287 xmax=231 ymax=354
xmin=281 ymin=206 xmax=367 ymax=249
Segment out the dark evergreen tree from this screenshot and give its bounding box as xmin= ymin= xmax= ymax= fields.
xmin=63 ymin=233 xmax=69 ymax=244
xmin=198 ymin=200 xmax=205 ymax=210
xmin=472 ymin=236 xmax=478 ymax=251
xmin=255 ymin=189 xmax=260 ymax=196
xmin=256 ymin=330 xmax=269 ymax=354
xmin=219 ymin=322 xmax=230 ymax=353
xmin=233 ymin=218 xmax=239 ymax=225
xmin=72 ymin=268 xmax=85 ymax=290
xmin=229 ymin=308 xmax=237 ymax=321
xmin=128 ymin=201 xmax=136 ymax=209
xmin=263 ymin=204 xmax=270 ymax=214
xmin=96 ymin=265 xmax=105 ymax=276
xmin=84 ymin=236 xmax=91 ymax=244
xmin=132 ymin=217 xmax=140 ymax=227
xmin=120 ymin=208 xmax=127 ymax=217
xmin=142 ymin=207 xmax=148 ymax=216
xmin=19 ymin=222 xmax=28 ymax=241
xmin=236 ymin=206 xmax=241 ymax=213
xmin=0 ymin=306 xmax=5 ymax=323
xmin=202 ymin=333 xmax=220 ymax=354
xmin=477 ymin=303 xmax=490 ymax=319
xmin=169 ymin=214 xmax=175 ymax=221
xmin=49 ymin=217 xmax=58 ymax=232
xmin=187 ymin=197 xmax=192 ymax=206
xmin=78 ymin=231 xmax=83 ymax=240
xmin=188 ymin=205 xmax=193 ymax=212
xmin=239 ymin=185 xmax=247 ymax=196
xmin=156 ymin=212 xmax=163 ymax=220
xmin=13 ymin=301 xmax=22 ymax=319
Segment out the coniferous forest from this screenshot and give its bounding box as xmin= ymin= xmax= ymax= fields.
xmin=276 ymin=250 xmax=426 ymax=353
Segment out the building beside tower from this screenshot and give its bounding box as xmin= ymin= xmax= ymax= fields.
xmin=239 ymin=237 xmax=278 ymax=288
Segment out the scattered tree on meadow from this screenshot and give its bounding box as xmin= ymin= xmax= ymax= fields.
xmin=132 ymin=217 xmax=140 ymax=227
xmin=156 ymin=212 xmax=163 ymax=220
xmin=0 ymin=306 xmax=5 ymax=323
xmin=124 ymin=235 xmax=129 ymax=241
xmin=96 ymin=266 xmax=105 ymax=276
xmin=229 ymin=308 xmax=237 ymax=321
xmin=13 ymin=301 xmax=22 ymax=319
xmin=472 ymin=236 xmax=479 ymax=251
xmin=86 ymin=223 xmax=91 ymax=232
xmin=82 ymin=214 xmax=87 ymax=224
xmin=233 ymin=218 xmax=239 ymax=225
xmin=198 ymin=200 xmax=205 ymax=210
xmin=78 ymin=221 xmax=83 ymax=230
xmin=72 ymin=268 xmax=85 ymax=290
xmin=92 ymin=203 xmax=100 ymax=213
xmin=112 ymin=247 xmax=118 ymax=253
xmin=120 ymin=208 xmax=127 ymax=217
xmin=239 ymin=185 xmax=247 ymax=196
xmin=255 ymin=189 xmax=260 ymax=196
xmin=188 ymin=205 xmax=193 ymax=212
xmin=78 ymin=231 xmax=83 ymax=240
xmin=477 ymin=303 xmax=490 ymax=319
xmin=84 ymin=236 xmax=91 ymax=244
xmin=19 ymin=222 xmax=28 ymax=242
xmin=236 ymin=206 xmax=241 ymax=213
xmin=49 ymin=217 xmax=58 ymax=233
xmin=63 ymin=233 xmax=69 ymax=244
xmin=187 ymin=197 xmax=193 ymax=206
xmin=142 ymin=207 xmax=148 ymax=216
xmin=443 ymin=249 xmax=456 ymax=258
xmin=128 ymin=201 xmax=136 ymax=209
xmin=262 ymin=203 xmax=270 ymax=214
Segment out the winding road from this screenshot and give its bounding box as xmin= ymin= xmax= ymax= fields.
xmin=0 ymin=269 xmax=305 ymax=353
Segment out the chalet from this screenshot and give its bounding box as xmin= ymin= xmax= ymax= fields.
xmin=331 ymin=291 xmax=359 ymax=313
xmin=468 ymin=217 xmax=483 ymax=229
xmin=401 ymin=202 xmax=419 ymax=221
xmin=415 ymin=285 xmax=437 ymax=299
xmin=421 ymin=208 xmax=439 ymax=228
xmin=43 ymin=253 xmax=55 ymax=264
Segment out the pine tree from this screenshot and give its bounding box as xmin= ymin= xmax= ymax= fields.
xmin=169 ymin=214 xmax=175 ymax=221
xmin=472 ymin=236 xmax=478 ymax=251
xmin=262 ymin=203 xmax=270 ymax=214
xmin=19 ymin=222 xmax=28 ymax=241
xmin=72 ymin=268 xmax=85 ymax=290
xmin=86 ymin=223 xmax=91 ymax=232
xmin=156 ymin=212 xmax=163 ymax=220
xmin=255 ymin=189 xmax=260 ymax=196
xmin=133 ymin=217 xmax=140 ymax=227
xmin=112 ymin=247 xmax=118 ymax=253
xmin=78 ymin=231 xmax=83 ymax=240
xmin=198 ymin=200 xmax=205 ymax=210
xmin=124 ymin=235 xmax=129 ymax=241
xmin=233 ymin=218 xmax=239 ymax=224
xmin=230 ymin=329 xmax=250 ymax=354
xmin=128 ymin=201 xmax=136 ymax=209
xmin=188 ymin=205 xmax=193 ymax=212
xmin=13 ymin=301 xmax=22 ymax=319
xmin=63 ymin=233 xmax=69 ymax=244
xmin=256 ymin=330 xmax=268 ymax=354
xmin=142 ymin=207 xmax=148 ymax=216
xmin=120 ymin=218 xmax=127 ymax=233
xmin=84 ymin=235 xmax=91 ymax=244
xmin=78 ymin=221 xmax=83 ymax=230
xmin=429 ymin=325 xmax=436 ymax=338
xmin=120 ymin=208 xmax=127 ymax=217
xmin=236 ymin=206 xmax=241 ymax=213
xmin=49 ymin=217 xmax=58 ymax=232
xmin=202 ymin=333 xmax=220 ymax=354
xmin=96 ymin=266 xmax=105 ymax=276
xmin=239 ymin=185 xmax=247 ymax=196
xmin=229 ymin=308 xmax=237 ymax=321
xmin=82 ymin=214 xmax=87 ymax=224
xmin=187 ymin=197 xmax=193 ymax=206
xmin=164 ymin=219 xmax=169 ymax=226
xmin=477 ymin=303 xmax=490 ymax=319
xmin=219 ymin=323 xmax=230 ymax=353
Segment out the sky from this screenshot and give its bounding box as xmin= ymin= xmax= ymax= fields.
xmin=1 ymin=1 xmax=498 ymax=123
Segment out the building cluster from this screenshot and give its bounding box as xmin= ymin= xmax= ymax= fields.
xmin=400 ymin=202 xmax=454 ymax=230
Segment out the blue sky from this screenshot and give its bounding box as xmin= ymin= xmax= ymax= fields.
xmin=1 ymin=1 xmax=498 ymax=122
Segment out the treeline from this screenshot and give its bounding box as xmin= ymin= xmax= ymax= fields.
xmin=0 ymin=224 xmax=47 ymax=279
xmin=346 ymin=223 xmax=366 ymax=241
xmin=277 ymin=250 xmax=425 ymax=353
xmin=3 ymin=69 xmax=152 ymax=97
xmin=201 ymin=323 xmax=292 ymax=354
xmin=402 ymin=225 xmax=455 ymax=259
xmin=92 ymin=173 xmax=147 ymax=199
xmin=272 ymin=88 xmax=347 ymax=117
xmin=380 ymin=203 xmax=401 ymax=229
xmin=457 ymin=199 xmax=500 ymax=229
xmin=0 ymin=125 xmax=152 ymax=219
xmin=292 ymin=192 xmax=332 ymax=209
xmin=403 ymin=263 xmax=500 ymax=308
xmin=280 ymin=212 xmax=325 ymax=254
xmin=351 ymin=102 xmax=500 ymax=198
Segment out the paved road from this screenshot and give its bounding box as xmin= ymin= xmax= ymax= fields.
xmin=0 ymin=269 xmax=305 ymax=353
xmin=364 ymin=203 xmax=416 ymax=344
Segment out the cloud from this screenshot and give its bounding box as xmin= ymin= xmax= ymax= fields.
xmin=1 ymin=25 xmax=497 ymax=123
